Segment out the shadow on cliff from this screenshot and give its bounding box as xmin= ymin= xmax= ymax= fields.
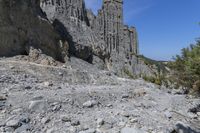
xmin=52 ymin=19 xmax=74 ymax=55
xmin=52 ymin=19 xmax=93 ymax=63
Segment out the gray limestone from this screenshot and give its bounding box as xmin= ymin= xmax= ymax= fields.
xmin=0 ymin=58 xmax=199 ymax=133
xmin=0 ymin=0 xmax=68 ymax=62
xmin=40 ymin=0 xmax=107 ymax=63
xmin=92 ymin=0 xmax=139 ymax=75
xmin=40 ymin=0 xmax=144 ymax=77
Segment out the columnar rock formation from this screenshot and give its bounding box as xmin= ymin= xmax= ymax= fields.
xmin=91 ymin=0 xmax=139 ymax=75
xmin=40 ymin=0 xmax=107 ymax=64
xmin=95 ymin=0 xmax=124 ymax=54
xmin=0 ymin=0 xmax=148 ymax=77
xmin=40 ymin=0 xmax=143 ymax=76
xmin=40 ymin=0 xmax=89 ymax=25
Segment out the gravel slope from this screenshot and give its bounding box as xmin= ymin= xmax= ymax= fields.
xmin=0 ymin=58 xmax=200 ymax=133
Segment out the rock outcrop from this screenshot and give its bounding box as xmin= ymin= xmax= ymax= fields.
xmin=0 ymin=0 xmax=68 ymax=62
xmin=40 ymin=0 xmax=144 ymax=76
xmin=0 ymin=0 xmax=154 ymax=76
xmin=40 ymin=0 xmax=107 ymax=63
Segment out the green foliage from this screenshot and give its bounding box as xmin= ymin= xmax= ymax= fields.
xmin=142 ymin=73 xmax=166 ymax=86
xmin=139 ymin=55 xmax=169 ymax=86
xmin=143 ymin=76 xmax=160 ymax=85
xmin=124 ymin=68 xmax=135 ymax=79
xmin=168 ymin=40 xmax=200 ymax=95
xmin=138 ymin=55 xmax=168 ymax=74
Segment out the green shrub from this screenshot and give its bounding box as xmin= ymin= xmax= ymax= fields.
xmin=142 ymin=75 xmax=164 ymax=86
xmin=168 ymin=39 xmax=200 ymax=96
xmin=124 ymin=68 xmax=135 ymax=79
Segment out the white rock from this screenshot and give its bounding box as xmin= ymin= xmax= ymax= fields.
xmin=83 ymin=100 xmax=97 ymax=108
xmin=6 ymin=119 xmax=20 ymax=128
xmin=197 ymin=112 xmax=200 ymax=116
xmin=164 ymin=111 xmax=172 ymax=119
xmin=61 ymin=115 xmax=71 ymax=122
xmin=43 ymin=81 xmax=53 ymax=87
xmin=9 ymin=66 xmax=15 ymax=69
xmin=97 ymin=118 xmax=104 ymax=127
xmin=121 ymin=127 xmax=146 ymax=133
xmin=41 ymin=117 xmax=50 ymax=124
xmin=29 ymin=100 xmax=47 ymax=112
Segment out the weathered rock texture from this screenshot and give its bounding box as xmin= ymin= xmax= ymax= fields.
xmin=40 ymin=0 xmax=107 ymax=63
xmin=90 ymin=0 xmax=139 ymax=75
xmin=0 ymin=0 xmax=68 ymax=62
xmin=0 ymin=0 xmax=153 ymax=77
xmin=40 ymin=0 xmax=144 ymax=76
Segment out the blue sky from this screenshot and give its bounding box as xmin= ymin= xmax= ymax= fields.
xmin=85 ymin=0 xmax=200 ymax=61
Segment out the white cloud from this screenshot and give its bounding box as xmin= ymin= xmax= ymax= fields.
xmin=124 ymin=0 xmax=154 ymax=23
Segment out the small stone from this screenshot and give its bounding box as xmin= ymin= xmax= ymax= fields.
xmin=58 ymin=72 xmax=63 ymax=76
xmin=32 ymin=96 xmax=43 ymax=101
xmin=121 ymin=111 xmax=130 ymax=117
xmin=106 ymin=104 xmax=113 ymax=108
xmin=62 ymin=65 xmax=67 ymax=68
xmin=122 ymin=94 xmax=129 ymax=99
xmin=129 ymin=118 xmax=138 ymax=123
xmin=41 ymin=117 xmax=50 ymax=124
xmin=9 ymin=66 xmax=15 ymax=69
xmin=83 ymin=100 xmax=97 ymax=108
xmin=71 ymin=120 xmax=80 ymax=126
xmin=52 ymin=104 xmax=61 ymax=111
xmin=29 ymin=100 xmax=47 ymax=113
xmin=24 ymin=86 xmax=32 ymax=90
xmin=97 ymin=118 xmax=104 ymax=127
xmin=197 ymin=112 xmax=200 ymax=116
xmin=43 ymin=81 xmax=53 ymax=87
xmin=61 ymin=116 xmax=71 ymax=122
xmin=0 ymin=96 xmax=7 ymax=101
xmin=164 ymin=111 xmax=172 ymax=119
xmin=118 ymin=121 xmax=126 ymax=127
xmin=187 ymin=112 xmax=198 ymax=119
xmin=6 ymin=119 xmax=21 ymax=129
xmin=14 ymin=124 xmax=31 ymax=133
xmin=20 ymin=116 xmax=30 ymax=124
xmin=2 ymin=127 xmax=14 ymax=132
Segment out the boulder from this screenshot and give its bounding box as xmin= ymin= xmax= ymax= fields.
xmin=0 ymin=0 xmax=68 ymax=62
xmin=175 ymin=121 xmax=200 ymax=133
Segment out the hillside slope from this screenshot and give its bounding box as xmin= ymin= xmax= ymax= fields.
xmin=0 ymin=57 xmax=199 ymax=133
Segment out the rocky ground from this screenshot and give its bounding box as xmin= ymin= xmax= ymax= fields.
xmin=0 ymin=57 xmax=200 ymax=133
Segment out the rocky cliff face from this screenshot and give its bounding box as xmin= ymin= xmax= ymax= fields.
xmin=0 ymin=0 xmax=154 ymax=77
xmin=0 ymin=0 xmax=68 ymax=62
xmin=40 ymin=0 xmax=107 ymax=64
xmin=40 ymin=0 xmax=146 ymax=77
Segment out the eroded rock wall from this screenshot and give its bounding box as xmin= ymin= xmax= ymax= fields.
xmin=40 ymin=0 xmax=107 ymax=63
xmin=92 ymin=0 xmax=140 ymax=76
xmin=0 ymin=0 xmax=68 ymax=62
